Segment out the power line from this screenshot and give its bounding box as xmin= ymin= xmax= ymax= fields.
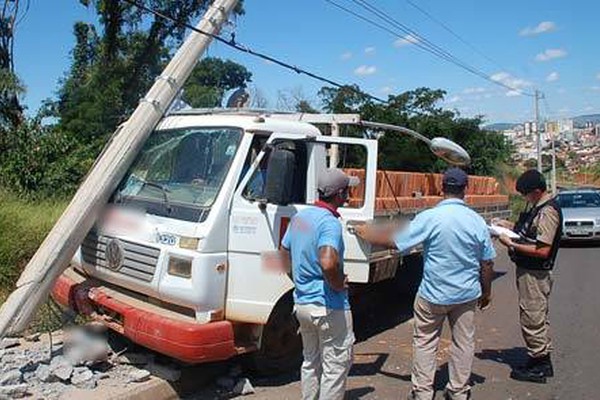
xmin=121 ymin=0 xmax=387 ymax=103
xmin=404 ymin=0 xmax=507 ymax=72
xmin=349 ymin=0 xmax=535 ymax=96
xmin=324 ymin=0 xmax=534 ymax=97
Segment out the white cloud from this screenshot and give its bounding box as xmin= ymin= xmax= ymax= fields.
xmin=519 ymin=21 xmax=557 ymax=36
xmin=535 ymin=48 xmax=567 ymax=62
xmin=463 ymin=87 xmax=486 ymax=94
xmin=394 ymin=34 xmax=419 ymax=48
xmin=557 ymin=88 xmax=566 ymax=94
xmin=596 ymin=72 xmax=600 ymax=80
xmin=447 ymin=95 xmax=461 ymax=103
xmin=546 ymin=72 xmax=559 ymax=82
xmin=364 ymin=46 xmax=376 ymax=55
xmin=558 ymin=107 xmax=570 ymax=114
xmin=484 ymin=93 xmax=493 ymax=99
xmin=379 ymin=86 xmax=393 ymax=95
xmin=340 ymin=51 xmax=352 ymax=61
xmin=591 ymin=86 xmax=600 ymax=91
xmin=354 ymin=65 xmax=377 ymax=76
xmin=491 ymin=71 xmax=532 ymax=96
xmin=490 ymin=72 xmax=506 ymax=81
xmin=584 ymin=106 xmax=595 ymax=112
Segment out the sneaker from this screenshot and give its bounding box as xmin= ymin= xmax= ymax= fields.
xmin=511 ymin=355 xmax=553 ymax=383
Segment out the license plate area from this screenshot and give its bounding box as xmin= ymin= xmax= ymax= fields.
xmin=567 ymin=228 xmax=592 ymax=236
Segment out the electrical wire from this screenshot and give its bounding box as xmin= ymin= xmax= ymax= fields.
xmin=324 ymin=0 xmax=534 ymax=97
xmin=404 ymin=0 xmax=507 ymax=72
xmin=121 ymin=0 xmax=387 ymax=103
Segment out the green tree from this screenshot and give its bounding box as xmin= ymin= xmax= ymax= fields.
xmin=0 ymin=0 xmax=25 ymax=128
xmin=318 ymin=86 xmax=514 ymax=176
xmin=182 ymin=57 xmax=252 ymax=108
xmin=54 ymin=1 xmax=244 ymax=141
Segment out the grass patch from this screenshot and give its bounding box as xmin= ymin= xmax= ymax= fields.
xmin=0 ymin=188 xmax=69 ymax=332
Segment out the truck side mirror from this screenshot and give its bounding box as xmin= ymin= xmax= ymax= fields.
xmin=264 ymin=143 xmax=296 ymax=206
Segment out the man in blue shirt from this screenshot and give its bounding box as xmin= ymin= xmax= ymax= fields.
xmin=355 ymin=168 xmax=495 ymax=400
xmin=281 ymin=168 xmax=358 ymax=400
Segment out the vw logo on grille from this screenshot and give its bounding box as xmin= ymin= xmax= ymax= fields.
xmin=577 ymin=221 xmax=582 ymax=226
xmin=105 ymin=239 xmax=125 ymax=271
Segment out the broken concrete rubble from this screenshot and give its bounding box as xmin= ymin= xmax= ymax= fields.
xmin=0 ymin=369 xmax=22 ymax=386
xmin=49 ymin=355 xmax=74 ymax=381
xmin=71 ymin=367 xmax=95 ymax=389
xmin=35 ymin=363 xmax=52 ymax=382
xmin=233 ymin=377 xmax=256 ymax=396
xmin=0 ymin=338 xmax=20 ymax=350
xmin=0 ymin=383 xmax=28 ymax=399
xmin=0 ymin=326 xmax=189 ymax=400
xmin=127 ymin=369 xmax=151 ymax=383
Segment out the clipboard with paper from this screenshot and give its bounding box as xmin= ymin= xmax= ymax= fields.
xmin=488 ymin=224 xmax=521 ymax=240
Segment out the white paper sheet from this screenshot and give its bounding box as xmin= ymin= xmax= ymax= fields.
xmin=488 ymin=225 xmax=520 ymax=239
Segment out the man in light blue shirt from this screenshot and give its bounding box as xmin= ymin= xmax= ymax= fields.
xmin=281 ymin=168 xmax=358 ymax=400
xmin=355 ymin=168 xmax=495 ymax=400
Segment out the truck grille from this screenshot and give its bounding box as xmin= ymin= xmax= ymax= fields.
xmin=81 ymin=233 xmax=161 ymax=282
xmin=565 ymin=221 xmax=594 ymax=227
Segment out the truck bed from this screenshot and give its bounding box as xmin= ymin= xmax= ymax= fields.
xmin=345 ymin=169 xmax=510 ymax=220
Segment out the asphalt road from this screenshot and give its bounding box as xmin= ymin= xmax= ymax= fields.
xmin=191 ymin=242 xmax=600 ymax=400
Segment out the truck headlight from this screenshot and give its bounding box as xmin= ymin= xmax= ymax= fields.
xmin=168 ymin=256 xmax=192 ymax=278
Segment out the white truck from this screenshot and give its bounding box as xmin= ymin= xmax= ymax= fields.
xmin=51 ymin=109 xmax=503 ymax=372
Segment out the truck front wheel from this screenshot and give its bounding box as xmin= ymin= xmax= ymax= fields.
xmin=247 ymin=292 xmax=302 ymax=375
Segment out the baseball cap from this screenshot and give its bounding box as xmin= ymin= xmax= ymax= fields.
xmin=318 ymin=169 xmax=360 ymax=197
xmin=442 ymin=168 xmax=468 ymax=187
xmin=516 ymin=169 xmax=546 ymax=194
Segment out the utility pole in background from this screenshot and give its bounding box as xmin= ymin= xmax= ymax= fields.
xmin=534 ymin=89 xmax=542 ymax=172
xmin=551 ymin=132 xmax=557 ymax=193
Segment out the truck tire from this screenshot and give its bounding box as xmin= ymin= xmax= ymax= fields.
xmin=246 ymin=292 xmax=302 ymax=376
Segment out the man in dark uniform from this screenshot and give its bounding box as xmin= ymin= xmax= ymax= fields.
xmin=494 ymin=169 xmax=562 ymax=383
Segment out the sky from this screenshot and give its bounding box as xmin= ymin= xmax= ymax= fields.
xmin=12 ymin=0 xmax=600 ymax=124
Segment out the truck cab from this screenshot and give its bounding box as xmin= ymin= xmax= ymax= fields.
xmin=52 ymin=109 xmax=386 ymax=368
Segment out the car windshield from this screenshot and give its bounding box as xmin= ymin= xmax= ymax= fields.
xmin=557 ymin=192 xmax=600 ymax=208
xmin=114 ymin=127 xmax=243 ymax=222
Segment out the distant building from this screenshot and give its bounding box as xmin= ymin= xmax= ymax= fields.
xmin=559 ymin=119 xmax=574 ymax=133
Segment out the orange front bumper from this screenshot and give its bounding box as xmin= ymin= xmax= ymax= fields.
xmin=51 ymin=271 xmax=236 ymax=364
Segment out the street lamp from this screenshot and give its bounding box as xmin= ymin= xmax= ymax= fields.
xmin=360 ymin=121 xmax=472 ymax=166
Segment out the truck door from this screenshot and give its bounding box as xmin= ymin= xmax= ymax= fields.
xmin=226 ymin=133 xmax=377 ymax=324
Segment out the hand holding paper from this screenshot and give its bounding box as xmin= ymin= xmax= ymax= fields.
xmin=489 ymin=224 xmax=520 ymax=239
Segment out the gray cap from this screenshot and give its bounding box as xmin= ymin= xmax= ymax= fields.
xmin=318 ymin=169 xmax=360 ymax=197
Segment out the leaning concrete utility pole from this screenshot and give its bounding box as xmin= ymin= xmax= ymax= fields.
xmin=0 ymin=0 xmax=239 ymax=337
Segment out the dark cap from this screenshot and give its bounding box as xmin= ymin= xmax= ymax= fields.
xmin=516 ymin=169 xmax=546 ymax=195
xmin=442 ymin=168 xmax=468 ymax=187
xmin=318 ymin=169 xmax=360 ymax=197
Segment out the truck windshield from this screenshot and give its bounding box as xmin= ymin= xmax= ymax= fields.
xmin=114 ymin=127 xmax=243 ymax=222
